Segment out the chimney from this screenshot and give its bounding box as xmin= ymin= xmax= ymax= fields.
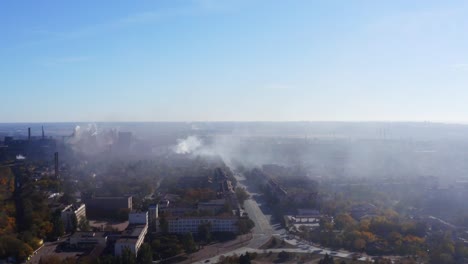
xmin=28 ymin=128 xmax=31 ymax=141
xmin=54 ymin=152 xmax=59 ymax=179
xmin=42 ymin=126 xmax=45 ymax=140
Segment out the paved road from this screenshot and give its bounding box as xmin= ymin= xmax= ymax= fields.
xmin=234 ymin=173 xmax=285 ymax=248
xmin=191 ymin=245 xmax=362 ymax=264
xmin=192 ymin=173 xmax=377 ymax=264
xmin=28 ymin=237 xmax=82 ymax=264
xmin=29 ymin=241 xmax=58 ymax=264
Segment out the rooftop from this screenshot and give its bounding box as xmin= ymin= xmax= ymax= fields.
xmin=122 ymin=225 xmax=147 ymax=238
xmin=71 ymin=232 xmax=107 ymax=239
xmin=116 ymin=238 xmax=138 ymax=244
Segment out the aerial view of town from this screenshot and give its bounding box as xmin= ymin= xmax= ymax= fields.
xmin=3 ymin=122 xmax=468 ymax=264
xmin=2 ymin=0 xmax=468 ymax=263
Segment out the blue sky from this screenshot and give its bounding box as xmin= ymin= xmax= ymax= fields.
xmin=1 ymin=0 xmax=468 ymax=122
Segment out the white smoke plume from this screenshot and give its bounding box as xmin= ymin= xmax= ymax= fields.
xmin=174 ymin=136 xmax=202 ymax=154
xmin=67 ymin=123 xmax=117 ymax=155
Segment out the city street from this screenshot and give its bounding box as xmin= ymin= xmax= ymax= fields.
xmin=234 ymin=173 xmax=284 ymax=248
xmin=191 ymin=173 xmax=376 ymax=264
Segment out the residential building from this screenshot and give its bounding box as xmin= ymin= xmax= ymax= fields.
xmin=114 ymin=224 xmax=148 ymax=257
xmin=129 ymin=211 xmax=148 ymax=225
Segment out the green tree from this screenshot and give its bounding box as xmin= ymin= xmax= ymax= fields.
xmin=278 ymin=251 xmax=290 ymax=261
xmin=137 ymin=243 xmax=152 ymax=264
xmin=236 ymin=187 xmax=250 ymax=205
xmin=51 ymin=212 xmax=64 ymax=239
xmin=70 ymin=214 xmax=78 ymax=232
xmin=198 ymin=221 xmax=212 ymax=243
xmin=121 ymin=247 xmax=136 ymax=264
xmin=239 ymin=252 xmax=252 ymax=264
xmin=318 ymin=253 xmax=334 ymax=264
xmin=151 ymin=235 xmax=183 ymax=260
xmin=182 ymin=232 xmax=197 ymax=253
xmin=237 ymin=218 xmax=255 ymax=234
xmin=0 ymin=235 xmax=33 ymax=262
xmin=159 ymin=216 xmax=169 ymax=234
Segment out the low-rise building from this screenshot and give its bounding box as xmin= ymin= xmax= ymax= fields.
xmin=69 ymin=232 xmax=107 ymax=248
xmin=198 ymin=199 xmax=226 ymax=215
xmin=164 ymin=216 xmax=239 ymax=234
xmin=85 ymin=196 xmax=132 ymax=218
xmin=129 ymin=211 xmax=148 ymax=225
xmin=114 ymin=224 xmax=148 ymax=257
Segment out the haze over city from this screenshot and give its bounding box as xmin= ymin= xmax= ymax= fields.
xmin=3 ymin=1 xmax=468 ymax=264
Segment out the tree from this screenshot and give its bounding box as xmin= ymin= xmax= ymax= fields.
xmin=159 ymin=216 xmax=169 ymax=234
xmin=237 ymin=218 xmax=255 ymax=234
xmin=51 ymin=212 xmax=64 ymax=240
xmin=335 ymin=213 xmax=355 ymax=230
xmin=278 ymin=251 xmax=290 ymax=261
xmin=236 ymin=187 xmax=250 ymax=205
xmin=70 ymin=214 xmax=78 ymax=232
xmin=137 ymin=243 xmax=152 ymax=264
xmin=121 ymin=247 xmax=136 ymax=264
xmin=353 ymin=238 xmax=366 ymax=251
xmin=318 ymin=253 xmax=335 ymax=264
xmin=78 ymin=217 xmax=91 ymax=231
xmin=152 ymin=235 xmax=184 ymax=259
xmin=182 ymin=232 xmax=197 ymax=253
xmin=239 ymin=252 xmax=252 ymax=264
xmin=198 ymin=221 xmax=212 ymax=243
xmin=0 ymin=235 xmax=33 ymax=262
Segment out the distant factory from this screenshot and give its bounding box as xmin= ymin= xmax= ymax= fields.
xmin=0 ymin=126 xmax=57 ymax=161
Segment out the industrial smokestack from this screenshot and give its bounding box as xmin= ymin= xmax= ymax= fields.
xmin=54 ymin=152 xmax=59 ymax=179
xmin=42 ymin=126 xmax=45 ymax=140
xmin=28 ymin=128 xmax=31 ymax=141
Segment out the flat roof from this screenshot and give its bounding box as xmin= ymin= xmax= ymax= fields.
xmin=116 ymin=238 xmax=138 ymax=244
xmin=122 ymin=225 xmax=147 ymax=238
xmin=71 ymin=232 xmax=107 ymax=239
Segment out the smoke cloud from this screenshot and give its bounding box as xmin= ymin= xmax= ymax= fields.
xmin=174 ymin=136 xmax=202 ymax=154
xmin=66 ymin=123 xmax=117 ymax=155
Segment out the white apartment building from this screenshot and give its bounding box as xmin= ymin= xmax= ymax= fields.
xmin=114 ymin=224 xmax=148 ymax=257
xmin=129 ymin=211 xmax=148 ymax=225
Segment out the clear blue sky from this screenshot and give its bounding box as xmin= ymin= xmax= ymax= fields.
xmin=1 ymin=0 xmax=468 ymax=122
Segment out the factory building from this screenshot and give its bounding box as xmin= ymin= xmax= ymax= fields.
xmin=85 ymin=196 xmax=132 ymax=218
xmin=61 ymin=203 xmax=87 ymax=232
